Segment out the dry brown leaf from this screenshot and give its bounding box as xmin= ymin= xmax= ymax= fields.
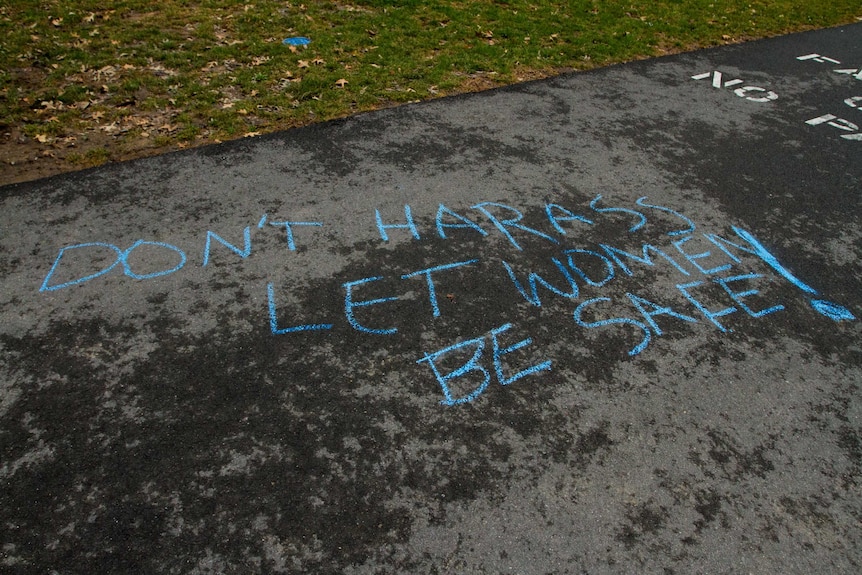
xmin=334 ymin=78 xmax=348 ymax=88
xmin=298 ymin=60 xmax=309 ymax=68
xmin=34 ymin=134 xmax=50 ymax=143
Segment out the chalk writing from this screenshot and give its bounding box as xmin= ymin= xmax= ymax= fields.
xmin=436 ymin=204 xmax=490 ymax=238
xmin=41 ymin=240 xmax=187 ymax=291
xmin=811 ymin=300 xmax=857 ymax=322
xmin=502 ymin=257 xmax=579 ymax=307
xmin=471 ymin=202 xmax=559 ymax=250
xmin=416 ymin=322 xmax=552 ymax=406
xmin=39 ymin=196 xmax=855 ymax=405
xmin=729 ymin=226 xmax=853 ymax=320
xmin=267 ymin=283 xmax=333 ymax=334
xmin=343 ymin=276 xmax=399 ymax=335
xmin=401 ymin=259 xmax=478 ymax=317
xmin=376 ymin=205 xmax=420 ymax=241
xmin=203 ymin=227 xmax=251 ymax=266
xmin=269 ymin=220 xmax=323 ymax=251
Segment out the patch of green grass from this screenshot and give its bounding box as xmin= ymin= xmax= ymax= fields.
xmin=1 ymin=1 xmax=860 ymax=166
xmin=67 ymin=146 xmax=110 ymax=167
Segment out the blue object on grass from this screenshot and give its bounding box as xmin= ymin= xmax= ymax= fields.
xmin=283 ymin=37 xmax=311 ymax=46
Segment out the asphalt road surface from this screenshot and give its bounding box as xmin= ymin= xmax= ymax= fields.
xmin=2 ymin=23 xmax=861 ymax=574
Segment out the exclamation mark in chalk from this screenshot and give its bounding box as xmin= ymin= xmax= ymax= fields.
xmin=732 ymin=226 xmax=856 ymax=322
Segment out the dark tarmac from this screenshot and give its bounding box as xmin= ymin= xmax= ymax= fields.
xmin=1 ymin=23 xmax=861 ymax=574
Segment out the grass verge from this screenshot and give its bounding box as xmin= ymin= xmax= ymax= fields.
xmin=1 ymin=1 xmax=860 ymax=185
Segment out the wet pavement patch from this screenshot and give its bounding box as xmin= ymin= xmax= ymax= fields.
xmin=1 ymin=23 xmax=861 ymax=574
